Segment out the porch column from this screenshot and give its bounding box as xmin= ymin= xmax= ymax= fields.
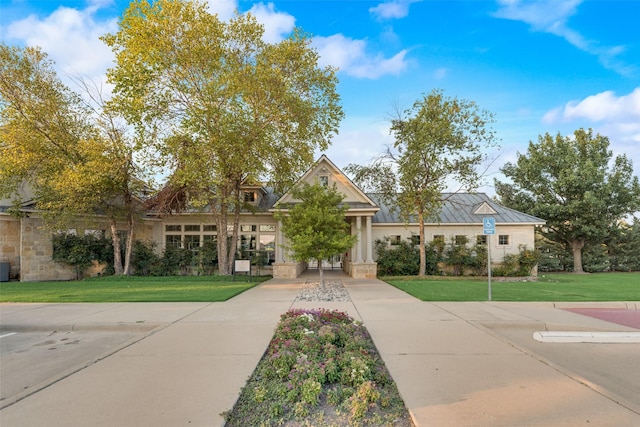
xmin=276 ymin=220 xmax=284 ymax=263
xmin=356 ymin=216 xmax=363 ymax=262
xmin=366 ymin=216 xmax=373 ymax=262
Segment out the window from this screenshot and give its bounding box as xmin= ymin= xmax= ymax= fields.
xmin=184 ymin=235 xmax=200 ymax=250
xmin=260 ymin=234 xmax=276 ymax=264
xmin=319 ymin=175 xmax=329 ymax=187
xmin=498 ymin=235 xmax=510 ymax=246
xmin=433 ymin=235 xmax=445 ymax=243
xmin=241 ymin=224 xmax=257 ymax=232
xmin=203 ymin=224 xmax=216 ymax=232
xmin=259 ymin=224 xmax=276 ymax=232
xmin=390 ymin=235 xmax=401 ymax=245
xmin=476 ymin=235 xmax=487 ymax=245
xmin=166 ymin=235 xmax=181 ymax=249
xmin=165 ymin=225 xmax=181 ymax=232
xmin=203 ymin=234 xmax=217 ymax=243
xmin=410 ymin=235 xmax=420 ymax=245
xmin=240 ymin=234 xmax=257 ymax=252
xmin=84 ymin=229 xmax=105 ymax=238
xmin=184 ymin=224 xmax=200 ymax=232
xmin=455 ymin=235 xmax=467 ymax=245
xmin=244 ymin=191 xmax=256 ymax=203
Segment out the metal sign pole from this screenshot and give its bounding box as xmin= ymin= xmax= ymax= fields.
xmin=483 ymin=217 xmax=495 ymax=302
xmin=487 ymin=234 xmax=492 ymax=301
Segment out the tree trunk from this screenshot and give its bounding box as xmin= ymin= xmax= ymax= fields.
xmin=226 ymin=199 xmax=242 ymax=275
xmin=571 ymin=239 xmax=586 ymax=273
xmin=122 ymin=212 xmax=134 ymax=275
xmin=109 ymin=219 xmax=123 ymax=275
xmin=418 ymin=210 xmax=426 ymax=277
xmin=318 ymin=259 xmax=325 ymax=291
xmin=216 ymin=211 xmax=229 ymax=275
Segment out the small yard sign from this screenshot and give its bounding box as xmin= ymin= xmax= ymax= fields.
xmin=234 ymin=260 xmax=251 ymax=273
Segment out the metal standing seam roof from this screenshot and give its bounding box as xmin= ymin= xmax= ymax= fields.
xmin=368 ymin=192 xmax=545 ymax=225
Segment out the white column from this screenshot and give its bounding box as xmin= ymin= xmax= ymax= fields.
xmin=366 ymin=216 xmax=373 ymax=262
xmin=276 ymin=220 xmax=284 ymax=263
xmin=356 ymin=216 xmax=363 ymax=262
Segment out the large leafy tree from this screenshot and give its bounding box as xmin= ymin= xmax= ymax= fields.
xmin=103 ymin=0 xmax=343 ymax=275
xmin=346 ymin=89 xmax=498 ymax=276
xmin=0 ymin=43 xmax=143 ymax=275
xmin=275 ymin=182 xmax=357 ymax=289
xmin=495 ymin=129 xmax=640 ymax=273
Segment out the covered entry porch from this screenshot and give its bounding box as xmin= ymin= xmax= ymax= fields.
xmin=272 ymin=212 xmax=378 ymax=280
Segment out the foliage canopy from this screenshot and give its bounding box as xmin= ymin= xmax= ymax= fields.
xmin=496 ymin=129 xmax=640 ymax=273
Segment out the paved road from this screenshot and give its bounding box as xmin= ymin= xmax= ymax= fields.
xmin=1 ymin=329 xmax=151 ymax=408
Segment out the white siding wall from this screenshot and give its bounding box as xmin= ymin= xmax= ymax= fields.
xmin=371 ymin=223 xmax=535 ymax=262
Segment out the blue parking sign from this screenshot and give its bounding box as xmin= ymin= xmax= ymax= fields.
xmin=483 ymin=217 xmax=495 ymax=235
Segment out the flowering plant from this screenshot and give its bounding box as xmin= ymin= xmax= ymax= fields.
xmin=224 ymin=308 xmax=414 ymax=426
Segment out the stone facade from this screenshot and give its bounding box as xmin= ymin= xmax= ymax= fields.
xmin=19 ymin=217 xmax=75 ymax=282
xmin=272 ymin=262 xmax=306 ymax=279
xmin=0 ymin=216 xmax=20 ymax=280
xmin=348 ymin=262 xmax=378 ymax=279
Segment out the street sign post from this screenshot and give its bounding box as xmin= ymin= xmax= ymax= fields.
xmin=483 ymin=217 xmax=495 ymax=301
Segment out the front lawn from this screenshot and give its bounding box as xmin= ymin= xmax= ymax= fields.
xmin=0 ymin=275 xmax=267 ymax=303
xmin=385 ymin=272 xmax=640 ymax=301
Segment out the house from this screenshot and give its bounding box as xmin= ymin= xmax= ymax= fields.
xmin=0 ymin=155 xmax=545 ymax=281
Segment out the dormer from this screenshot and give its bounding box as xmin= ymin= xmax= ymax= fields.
xmin=473 ymin=201 xmax=497 ymax=215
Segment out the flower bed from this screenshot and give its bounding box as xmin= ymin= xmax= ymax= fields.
xmin=223 ymin=308 xmax=414 ymax=426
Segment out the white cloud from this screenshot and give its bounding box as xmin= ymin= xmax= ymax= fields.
xmin=369 ymin=0 xmax=420 ymax=20
xmin=493 ymin=0 xmax=633 ymax=76
xmin=247 ymin=2 xmax=295 ymax=43
xmin=543 ymin=88 xmax=640 ymax=175
xmin=6 ymin=6 xmax=117 ymax=85
xmin=313 ymin=34 xmax=408 ymax=79
xmin=544 ymin=88 xmax=640 ymax=123
xmin=205 ymin=0 xmax=238 ymax=21
xmin=318 ymin=117 xmax=393 ymax=170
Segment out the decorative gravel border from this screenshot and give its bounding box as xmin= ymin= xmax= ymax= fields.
xmin=294 ymin=280 xmax=352 ymax=302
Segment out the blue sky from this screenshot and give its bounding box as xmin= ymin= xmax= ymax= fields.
xmin=2 ymin=0 xmax=639 ymax=194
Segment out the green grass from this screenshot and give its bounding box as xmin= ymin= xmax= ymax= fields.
xmin=385 ymin=272 xmax=640 ymax=302
xmin=0 ymin=275 xmax=267 ymax=303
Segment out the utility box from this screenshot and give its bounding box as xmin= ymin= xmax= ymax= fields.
xmin=0 ymin=262 xmax=10 ymax=282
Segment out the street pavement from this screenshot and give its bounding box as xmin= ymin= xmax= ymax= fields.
xmin=1 ymin=271 xmax=639 ymax=426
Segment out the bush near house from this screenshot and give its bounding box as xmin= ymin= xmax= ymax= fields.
xmin=53 ymin=235 xmax=271 ymax=278
xmin=52 ymin=233 xmax=113 ymax=279
xmin=375 ymin=237 xmax=538 ymax=277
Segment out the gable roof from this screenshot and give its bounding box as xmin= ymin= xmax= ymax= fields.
xmin=370 ymin=192 xmax=545 ymax=225
xmin=272 ymin=155 xmax=379 ymax=213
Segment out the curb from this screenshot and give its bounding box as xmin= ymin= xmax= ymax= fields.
xmin=533 ymin=330 xmax=640 ymax=343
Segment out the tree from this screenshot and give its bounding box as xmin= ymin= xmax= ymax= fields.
xmin=346 ymin=89 xmax=498 ymax=276
xmin=275 ymin=182 xmax=357 ymax=290
xmin=103 ymin=0 xmax=343 ymax=275
xmin=0 ymin=43 xmax=144 ymax=275
xmin=495 ymin=129 xmax=640 ymax=273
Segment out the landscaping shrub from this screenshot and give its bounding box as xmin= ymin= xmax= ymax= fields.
xmin=375 ymin=238 xmax=440 ymax=276
xmin=131 ymin=240 xmax=160 ymax=276
xmin=224 ymin=309 xmax=414 ymax=427
xmin=52 ymin=233 xmax=112 ymax=279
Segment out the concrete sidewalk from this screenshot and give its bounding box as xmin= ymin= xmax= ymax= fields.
xmin=2 ymin=272 xmax=640 ymax=426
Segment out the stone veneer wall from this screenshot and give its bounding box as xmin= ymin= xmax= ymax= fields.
xmin=272 ymin=262 xmax=306 ymax=279
xmin=349 ymin=262 xmax=377 ymax=279
xmin=20 ymin=217 xmax=75 ymax=282
xmin=0 ymin=216 xmax=21 ymax=280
